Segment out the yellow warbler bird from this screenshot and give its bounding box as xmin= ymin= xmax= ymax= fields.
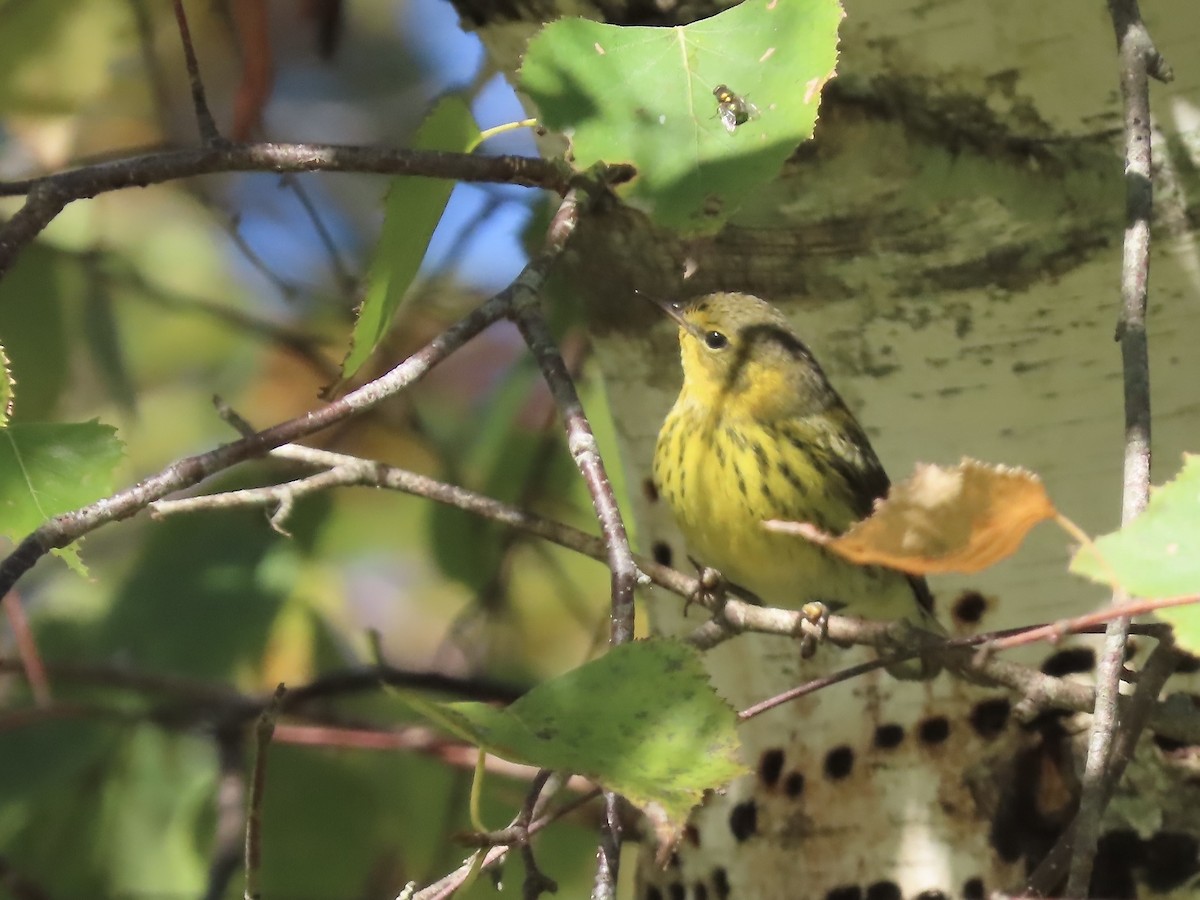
xmin=652 ymin=292 xmax=942 ymax=668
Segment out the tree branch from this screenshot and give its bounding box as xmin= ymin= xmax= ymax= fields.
xmin=1026 ymin=638 xmax=1180 ymax=896
xmin=505 ymin=186 xmax=635 ymax=899
xmin=0 ymin=657 xmax=524 ymax=718
xmin=0 ymin=184 xmax=69 ymax=279
xmin=508 ymin=190 xmax=637 ymax=647
xmin=0 ymin=142 xmax=576 ymax=279
xmin=136 ymin=436 xmax=1200 ymax=748
xmin=0 ymin=291 xmax=510 ymax=600
xmin=457 ymin=770 xmax=562 ymax=899
xmin=406 ymin=788 xmax=602 ymax=900
xmin=1066 ymin=2 xmax=1168 ymax=892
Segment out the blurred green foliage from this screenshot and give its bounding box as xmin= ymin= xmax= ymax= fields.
xmin=0 ymin=0 xmax=857 ymax=893
xmin=346 ymin=95 xmax=480 ymax=378
xmin=0 ymin=3 xmax=616 ymax=897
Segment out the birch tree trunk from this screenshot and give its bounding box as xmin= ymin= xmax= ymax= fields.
xmin=456 ymin=0 xmax=1200 ymax=895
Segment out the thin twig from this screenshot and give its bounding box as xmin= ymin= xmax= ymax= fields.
xmin=178 ymin=176 xmax=306 ymax=300
xmin=8 ymin=614 xmax=1198 ymax=753
xmin=506 ymin=187 xmax=635 ymax=899
xmin=203 ymin=727 xmax=246 ymax=900
xmin=274 ymin=723 xmax=593 ymax=792
xmin=590 ymin=792 xmax=622 ymax=900
xmin=0 ymin=651 xmax=590 ymax=790
xmin=513 ymin=770 xmax=559 ymax=899
xmin=279 ymin=174 xmax=358 ymax=295
xmin=137 ymin=435 xmax=1200 ymax=745
xmin=1025 ymin=638 xmax=1179 ymax=896
xmin=1061 ymin=442 xmax=1129 ymax=887
xmin=244 ymin=684 xmax=285 ymax=900
xmin=0 ymin=702 xmax=140 ymax=733
xmin=282 ymin=665 xmax=522 ymax=708
xmin=221 ymin=210 xmax=303 ymax=300
xmin=511 ymin=305 xmax=637 ymax=644
xmin=0 ymin=142 xmax=580 ymax=279
xmin=171 ymin=0 xmax=223 ymax=144
xmin=737 ymin=656 xmax=901 ymax=721
xmin=0 ymin=659 xmax=588 ymax=792
xmin=988 ymin=593 xmax=1199 ymax=652
xmin=408 ymin=788 xmax=602 ymax=900
xmin=151 ymin=465 xmax=362 ymax=526
xmin=429 ymin=193 xmax=505 ymax=282
xmin=0 ymin=291 xmax=511 ymax=599
xmin=163 ymin=439 xmax=669 ymax=592
xmin=1065 ymin=2 xmax=1166 ymax=893
xmin=2 ymin=590 xmax=49 ymax=706
xmin=0 ymin=657 xmax=522 ymax=720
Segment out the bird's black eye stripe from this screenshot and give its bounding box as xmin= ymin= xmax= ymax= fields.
xmin=704 ymin=331 xmax=728 ymax=350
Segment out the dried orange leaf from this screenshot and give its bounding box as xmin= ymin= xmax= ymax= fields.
xmin=767 ymin=459 xmax=1057 ymax=575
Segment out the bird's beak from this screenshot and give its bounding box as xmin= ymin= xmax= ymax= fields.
xmin=636 ymin=290 xmax=694 ymax=333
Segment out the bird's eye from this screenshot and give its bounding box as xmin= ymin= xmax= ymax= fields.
xmin=704 ymin=331 xmax=728 ymax=350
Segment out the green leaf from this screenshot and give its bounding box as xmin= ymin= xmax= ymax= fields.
xmin=0 ymin=716 xmax=114 ymax=804
xmin=425 ymin=356 xmax=573 ymax=590
xmin=0 ymin=420 xmax=123 ymax=573
xmin=259 ymin=744 xmax=459 ymax=896
xmin=0 ymin=244 xmax=71 ymax=421
xmin=0 ymin=725 xmax=211 ymax=897
xmin=520 ymin=0 xmax=843 ymax=232
xmin=1071 ymin=455 xmax=1200 ymax=650
xmin=96 ymin=728 xmax=213 ymax=896
xmin=99 ymin=477 xmax=330 ymax=679
xmin=342 ymin=96 xmax=479 ymax=378
xmin=0 ymin=0 xmax=120 ymax=114
xmin=426 ymin=639 xmax=746 ymax=826
xmin=0 ymin=340 xmax=13 ymax=426
xmin=81 ymin=274 xmax=137 ymax=416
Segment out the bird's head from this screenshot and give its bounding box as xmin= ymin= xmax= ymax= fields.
xmin=660 ymin=292 xmax=836 ymax=421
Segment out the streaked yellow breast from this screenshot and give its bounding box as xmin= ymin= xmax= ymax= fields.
xmin=652 ymin=400 xmax=911 ymax=617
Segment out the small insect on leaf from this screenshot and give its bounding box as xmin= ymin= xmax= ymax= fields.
xmin=713 ymin=84 xmax=759 ymax=134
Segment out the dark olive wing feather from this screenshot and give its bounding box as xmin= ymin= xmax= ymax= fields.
xmin=786 ymin=401 xmax=938 ymax=617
